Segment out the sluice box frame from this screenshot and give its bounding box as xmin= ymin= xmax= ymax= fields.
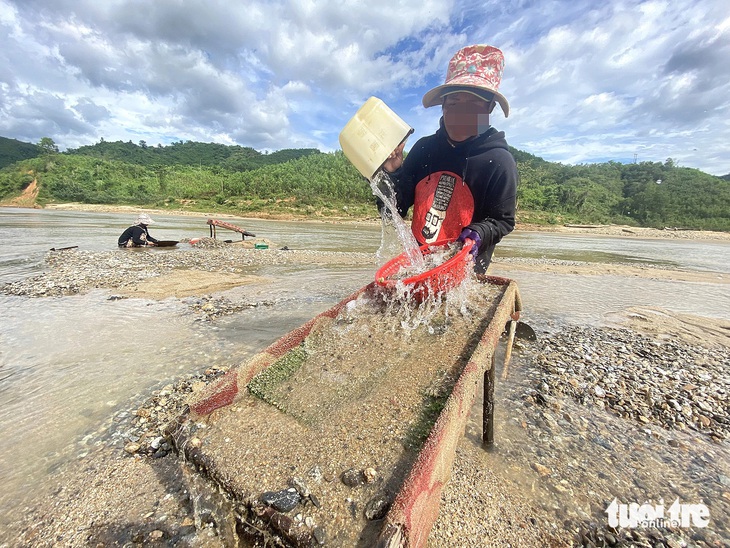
xmin=169 ymin=274 xmax=523 ymax=547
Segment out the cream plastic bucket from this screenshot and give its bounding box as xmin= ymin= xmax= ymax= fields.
xmin=339 ymin=97 xmax=414 ymax=179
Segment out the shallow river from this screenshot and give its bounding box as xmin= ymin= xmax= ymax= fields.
xmin=0 ymin=207 xmax=728 ymax=540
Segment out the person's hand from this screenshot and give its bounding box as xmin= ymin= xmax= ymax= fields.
xmin=457 ymin=228 xmax=481 ymax=257
xmin=382 ymin=141 xmax=405 ymax=173
xmin=147 ymin=241 xmax=157 ymax=247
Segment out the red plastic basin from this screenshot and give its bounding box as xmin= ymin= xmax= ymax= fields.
xmin=375 ymin=239 xmax=474 ymax=301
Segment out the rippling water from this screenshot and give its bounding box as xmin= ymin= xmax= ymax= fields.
xmin=1 ymin=206 xmax=728 ymax=536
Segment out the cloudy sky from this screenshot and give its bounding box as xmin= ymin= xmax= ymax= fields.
xmin=1 ymin=0 xmax=729 ymax=175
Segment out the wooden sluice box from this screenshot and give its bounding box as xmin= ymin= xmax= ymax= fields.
xmin=168 ymin=275 xmax=523 ymax=547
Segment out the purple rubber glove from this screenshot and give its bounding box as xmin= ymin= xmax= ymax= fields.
xmin=457 ymin=228 xmax=481 ymax=257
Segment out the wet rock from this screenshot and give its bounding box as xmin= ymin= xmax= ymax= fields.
xmin=313 ymin=526 xmax=326 ymax=545
xmin=260 ymin=488 xmax=301 ymax=513
xmin=152 ymin=448 xmax=169 ymax=458
xmin=521 ymin=326 xmax=730 ymax=441
xmin=135 ymin=408 xmax=151 ymax=418
xmin=149 ymin=436 xmax=164 ymax=450
xmin=364 ymin=494 xmax=390 ymax=520
xmin=502 ymin=323 xmax=730 ymax=546
xmin=341 ymin=468 xmax=365 ymax=487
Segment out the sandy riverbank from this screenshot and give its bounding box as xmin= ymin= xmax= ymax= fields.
xmin=40 ymin=202 xmax=381 ymax=225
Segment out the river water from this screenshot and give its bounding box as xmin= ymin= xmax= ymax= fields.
xmin=1 ymin=207 xmax=729 ymax=538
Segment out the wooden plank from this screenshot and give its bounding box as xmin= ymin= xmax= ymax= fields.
xmin=206 ymin=218 xmax=256 ymax=238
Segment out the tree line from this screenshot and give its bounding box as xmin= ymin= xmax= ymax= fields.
xmin=0 ymin=136 xmax=729 ymax=230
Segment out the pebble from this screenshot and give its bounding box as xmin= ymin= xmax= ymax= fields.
xmin=340 ymin=468 xmax=365 ymax=487
xmin=364 ymin=494 xmax=390 ymax=520
xmin=307 ymin=465 xmax=323 ymax=483
xmin=260 ymin=488 xmax=301 ymax=513
xmin=124 ymin=442 xmax=140 ymax=454
xmin=100 ymin=367 xmax=228 ymax=460
xmin=288 ymin=476 xmax=310 ymax=498
xmin=313 ymin=526 xmax=326 ymax=545
xmin=363 ymin=467 xmax=377 ymax=483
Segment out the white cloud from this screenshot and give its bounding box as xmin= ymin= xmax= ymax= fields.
xmin=0 ymin=0 xmax=728 ymax=175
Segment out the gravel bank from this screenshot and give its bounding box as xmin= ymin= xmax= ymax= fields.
xmin=3 ymin=239 xmax=729 ymax=547
xmin=525 ymin=327 xmax=729 ymax=442
xmin=487 ymin=325 xmax=729 ymax=548
xmin=4 ymin=241 xmax=726 ymax=301
xmin=0 ymin=240 xmax=375 ymax=299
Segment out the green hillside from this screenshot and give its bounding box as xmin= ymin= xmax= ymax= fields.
xmin=1 ymin=137 xmax=729 ymax=229
xmin=66 ymin=139 xmax=320 ymax=171
xmin=0 ymin=137 xmax=41 ymax=169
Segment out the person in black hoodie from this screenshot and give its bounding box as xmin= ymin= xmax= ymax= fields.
xmin=382 ymin=44 xmax=517 ymax=273
xmin=118 ymin=213 xmax=159 ymax=247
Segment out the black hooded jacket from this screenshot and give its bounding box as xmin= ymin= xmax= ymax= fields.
xmin=118 ymin=225 xmax=158 ymax=247
xmin=386 ymin=119 xmax=517 ymax=269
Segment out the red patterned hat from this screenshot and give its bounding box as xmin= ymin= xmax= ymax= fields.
xmin=422 ymin=44 xmax=510 ymax=117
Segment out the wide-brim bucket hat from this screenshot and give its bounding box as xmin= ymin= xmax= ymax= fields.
xmin=135 ymin=213 xmax=155 ymax=225
xmin=422 ymin=44 xmax=510 ymax=117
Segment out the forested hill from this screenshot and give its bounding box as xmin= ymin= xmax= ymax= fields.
xmin=0 ymin=136 xmax=729 ymax=230
xmin=0 ymin=136 xmax=41 ymax=169
xmin=66 ymin=139 xmax=321 ymax=171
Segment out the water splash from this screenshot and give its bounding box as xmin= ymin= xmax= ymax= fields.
xmin=379 ymin=272 xmax=480 ymax=334
xmin=368 ymin=170 xmax=477 ymax=332
xmin=369 ymin=171 xmax=425 ymax=271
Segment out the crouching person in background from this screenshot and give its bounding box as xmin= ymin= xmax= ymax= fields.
xmin=118 ymin=213 xmax=159 ymax=247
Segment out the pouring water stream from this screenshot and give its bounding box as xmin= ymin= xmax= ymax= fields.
xmin=369 ymin=170 xmax=425 ymax=271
